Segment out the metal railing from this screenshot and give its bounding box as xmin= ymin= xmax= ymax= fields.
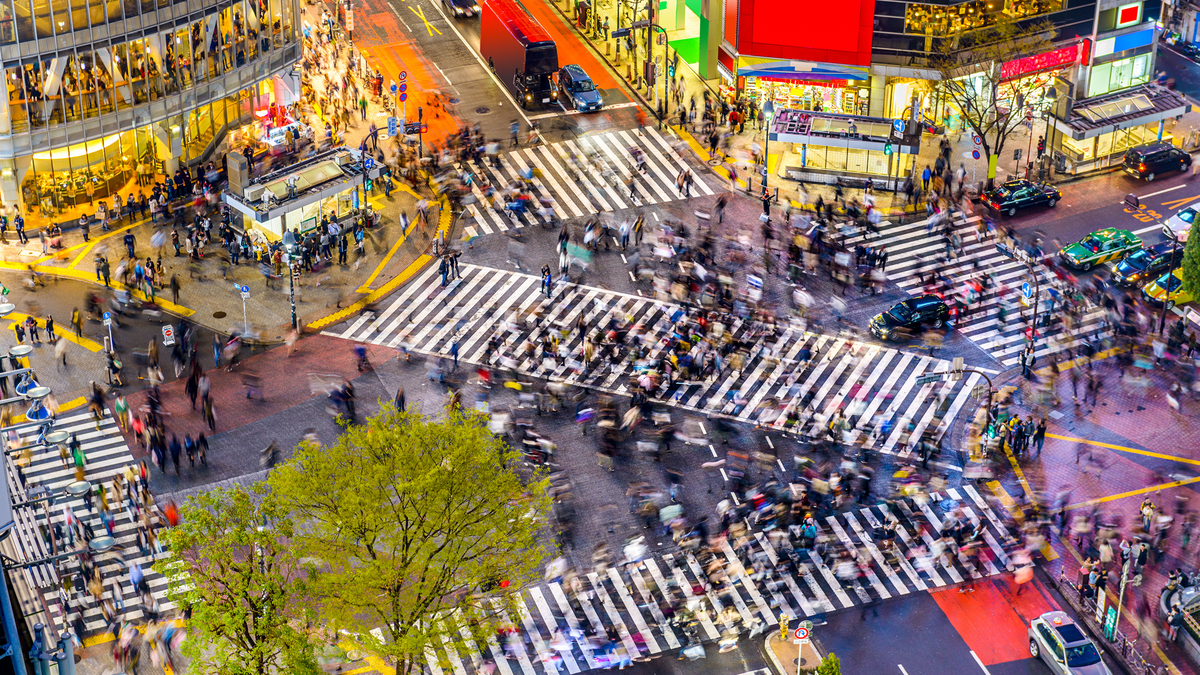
xmin=1055 ymin=572 xmax=1167 ymax=675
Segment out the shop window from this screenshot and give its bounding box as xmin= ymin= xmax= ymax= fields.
xmin=846 ymin=148 xmax=869 ymax=174
xmin=0 ymin=0 xmax=14 ymax=43
xmin=904 ymin=0 xmax=1063 ymax=37
xmin=12 ymin=0 xmax=32 ymax=42
xmin=7 ymin=66 xmax=28 ymax=132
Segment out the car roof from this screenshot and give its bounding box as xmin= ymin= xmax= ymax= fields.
xmin=912 ymin=295 xmax=944 ymax=306
xmin=562 ymin=64 xmax=589 ymax=79
xmin=1130 ymin=143 xmax=1174 ymax=154
xmin=1001 ymin=179 xmax=1031 ymax=187
xmin=1148 ymin=241 xmax=1176 ymax=255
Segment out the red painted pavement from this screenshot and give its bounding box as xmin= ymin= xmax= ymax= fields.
xmin=523 ymin=0 xmax=624 ymax=96
xmin=114 ymin=335 xmax=398 ymax=448
xmin=930 ymin=578 xmax=1059 ymax=666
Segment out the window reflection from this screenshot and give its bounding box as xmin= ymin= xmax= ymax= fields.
xmin=904 ymin=0 xmax=1063 ymax=36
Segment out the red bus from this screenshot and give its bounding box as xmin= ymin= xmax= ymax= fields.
xmin=479 ymin=0 xmax=558 ymax=108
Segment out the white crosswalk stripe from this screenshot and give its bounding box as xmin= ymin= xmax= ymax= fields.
xmin=458 ymin=128 xmax=714 ymax=238
xmin=415 ymin=496 xmax=1012 ymax=673
xmin=845 ymin=215 xmax=1163 ymax=367
xmin=328 ymin=264 xmax=980 ymax=465
xmin=1 ymin=410 xmax=176 ymax=637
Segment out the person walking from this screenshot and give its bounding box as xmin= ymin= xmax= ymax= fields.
xmin=25 ymin=316 xmax=40 ymax=344
xmin=1021 ymin=345 xmax=1036 ymax=379
xmin=541 ymin=264 xmax=552 ymax=298
xmin=13 ymin=321 xmax=24 ymax=344
xmin=1033 ymin=416 xmax=1047 ymax=456
xmin=71 ymin=308 xmax=82 ymax=337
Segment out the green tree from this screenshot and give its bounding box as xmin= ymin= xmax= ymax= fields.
xmin=268 ymin=408 xmax=553 ymax=675
xmin=817 ymin=653 xmax=841 ymax=675
xmin=1180 ymin=230 xmax=1200 ymax=302
xmin=931 ymin=18 xmax=1058 ymax=189
xmin=159 ymin=484 xmax=321 ymax=675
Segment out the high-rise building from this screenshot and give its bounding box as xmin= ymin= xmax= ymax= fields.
xmin=0 ymin=0 xmax=302 ymax=226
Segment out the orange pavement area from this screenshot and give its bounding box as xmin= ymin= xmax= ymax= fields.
xmin=521 ymin=0 xmax=624 ymax=94
xmin=931 ymin=578 xmax=1059 ymax=666
xmin=358 ymin=10 xmax=462 ymax=148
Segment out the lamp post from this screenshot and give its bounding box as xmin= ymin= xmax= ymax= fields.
xmin=282 ymin=229 xmax=298 ymax=330
xmin=761 ymin=100 xmax=774 ymax=194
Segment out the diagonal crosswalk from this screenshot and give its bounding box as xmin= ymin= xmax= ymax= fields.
xmin=416 ymin=487 xmax=1011 ymax=673
xmin=846 ymin=214 xmax=1163 ymax=367
xmin=1 ymin=410 xmax=176 ymax=637
xmin=327 ymin=264 xmax=981 ymax=464
xmin=457 ymin=128 xmax=714 ymax=238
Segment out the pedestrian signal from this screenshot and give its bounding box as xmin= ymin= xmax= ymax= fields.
xmin=884 ymin=142 xmax=893 ymax=156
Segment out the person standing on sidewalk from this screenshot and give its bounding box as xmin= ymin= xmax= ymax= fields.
xmin=602 ymin=16 xmax=609 ymax=39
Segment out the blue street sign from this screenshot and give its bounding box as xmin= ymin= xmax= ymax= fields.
xmin=1022 ymin=282 xmax=1032 ymax=298
xmin=399 ymin=83 xmax=407 ymax=93
xmin=388 ymin=116 xmax=397 ymax=136
xmin=240 ymin=285 xmax=249 ymax=293
xmin=390 ymin=83 xmax=397 ymax=95
xmin=103 ymin=312 xmax=111 ymax=320
xmin=893 ymin=119 xmax=904 ymax=133
xmin=365 ymin=157 xmax=375 ymax=169
xmin=972 ymin=149 xmax=980 ymax=160
xmin=400 ymin=70 xmax=407 ymax=80
xmin=400 ymin=92 xmax=407 ymax=102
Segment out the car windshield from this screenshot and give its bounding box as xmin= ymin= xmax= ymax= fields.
xmin=1065 ymin=643 xmax=1102 ymax=667
xmin=1079 ymin=236 xmax=1102 ymax=253
xmin=995 ymin=186 xmax=1015 ymax=198
xmin=574 ymin=79 xmax=595 ymax=92
xmin=887 ymin=305 xmax=912 ymax=322
xmin=1158 ymin=273 xmax=1183 ymax=292
xmin=1124 ymin=250 xmax=1150 ymax=267
xmin=1179 ymin=208 xmax=1197 ymax=225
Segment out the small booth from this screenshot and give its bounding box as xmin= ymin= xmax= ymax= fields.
xmin=771 ymin=109 xmax=921 ymax=189
xmin=1049 ymin=84 xmax=1192 ymax=175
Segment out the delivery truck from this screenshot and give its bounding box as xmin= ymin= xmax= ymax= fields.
xmin=479 ymin=0 xmax=558 ymax=108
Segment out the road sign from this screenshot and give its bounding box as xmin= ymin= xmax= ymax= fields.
xmin=611 ymin=27 xmax=630 ymax=38
xmin=1022 ymin=282 xmax=1032 ymax=298
xmin=971 ymin=149 xmax=980 ymax=160
xmin=400 ymin=70 xmax=407 ymax=80
xmin=972 ymin=384 xmax=988 ymax=399
xmin=630 ymin=18 xmax=650 ymax=28
xmin=972 ymin=134 xmax=983 ymax=146
xmin=893 ymin=119 xmax=905 ymax=133
xmin=388 ymin=116 xmax=397 ymax=136
xmin=916 ymin=373 xmax=942 ymax=385
xmin=365 ymin=157 xmax=375 ymax=170
xmin=390 ymin=82 xmax=397 ymax=95
xmin=400 ymin=82 xmax=407 ymax=93
xmin=747 ymin=274 xmax=763 ymax=289
xmin=400 ymin=92 xmax=408 ymax=102
xmin=161 ymin=325 xmax=175 ymax=346
xmin=793 ymin=626 xmax=810 ymax=642
xmin=1124 ymin=193 xmax=1140 ymax=210
xmin=102 ymin=311 xmax=112 ymax=327
xmin=240 ymin=284 xmax=250 ymax=300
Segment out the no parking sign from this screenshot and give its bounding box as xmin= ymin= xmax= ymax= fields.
xmin=793 ymin=626 xmax=810 ymax=643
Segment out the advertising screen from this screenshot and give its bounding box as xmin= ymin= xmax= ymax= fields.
xmin=737 ymin=0 xmax=874 ymax=66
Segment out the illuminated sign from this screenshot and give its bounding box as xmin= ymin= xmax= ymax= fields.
xmin=1000 ymin=42 xmax=1086 ymax=81
xmin=1116 ymin=1 xmax=1143 ymax=28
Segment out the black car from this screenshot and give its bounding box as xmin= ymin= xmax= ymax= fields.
xmin=869 ymin=295 xmax=950 ymax=340
xmin=981 ymin=179 xmax=1061 ymax=216
xmin=442 ymin=0 xmax=479 ymax=17
xmin=1123 ymin=142 xmax=1192 ymax=182
xmin=1180 ymin=42 xmax=1200 ymax=60
xmin=1112 ymin=241 xmax=1179 ymax=287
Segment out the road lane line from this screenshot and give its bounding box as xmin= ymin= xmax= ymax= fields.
xmin=971 ymin=651 xmax=992 ymax=674
xmin=1136 ymin=184 xmax=1186 ymax=199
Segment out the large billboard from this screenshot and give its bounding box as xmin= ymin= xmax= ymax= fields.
xmin=735 ymin=0 xmax=875 ymax=66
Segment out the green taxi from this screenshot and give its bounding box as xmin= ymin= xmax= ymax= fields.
xmin=1142 ymin=269 xmax=1195 ymax=309
xmin=1059 ymin=228 xmax=1142 ymax=271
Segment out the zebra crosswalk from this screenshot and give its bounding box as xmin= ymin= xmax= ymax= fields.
xmin=327 ymin=264 xmax=982 ymax=462
xmin=459 ymin=127 xmax=714 ymax=238
xmin=847 ymin=214 xmax=1164 ymax=367
xmin=1 ymin=410 xmax=175 ymax=636
xmin=419 ymin=486 xmax=1012 ymax=673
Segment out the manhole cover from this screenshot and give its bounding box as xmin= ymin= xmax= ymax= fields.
xmin=707 ymin=158 xmax=721 ymax=166
xmin=449 ymin=97 xmax=460 ymax=105
xmin=476 ymin=106 xmax=490 ymax=114
xmin=213 ymin=311 xmax=227 ymax=319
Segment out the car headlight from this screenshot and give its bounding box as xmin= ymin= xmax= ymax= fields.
xmin=472 ymin=4 xmax=479 ymax=9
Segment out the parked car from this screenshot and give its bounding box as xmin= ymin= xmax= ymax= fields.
xmin=1180 ymin=42 xmax=1200 ymax=60
xmin=1059 ymin=228 xmax=1142 ymax=270
xmin=442 ymin=0 xmax=479 ymax=17
xmin=1028 ymin=611 xmax=1111 ymax=674
xmin=1111 ymin=242 xmax=1180 ymax=287
xmin=556 ymin=64 xmax=603 ymax=112
xmin=1123 ymin=142 xmax=1192 ymax=181
xmin=1142 ymin=268 xmax=1195 ymax=309
xmin=1163 ymin=200 xmax=1196 ymax=241
xmin=981 ymin=179 xmax=1061 ymax=216
xmin=869 ymin=295 xmax=950 ymax=340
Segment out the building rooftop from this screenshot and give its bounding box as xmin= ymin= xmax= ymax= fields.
xmin=1062 ymin=83 xmax=1191 ymax=134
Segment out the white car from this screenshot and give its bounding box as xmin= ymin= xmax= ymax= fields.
xmin=1163 ymin=201 xmax=1196 ymax=241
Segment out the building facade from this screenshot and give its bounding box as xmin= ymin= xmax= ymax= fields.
xmin=0 ymin=0 xmax=302 ymax=223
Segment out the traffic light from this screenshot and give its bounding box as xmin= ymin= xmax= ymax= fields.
xmin=667 ymin=62 xmax=675 ymax=78
xmin=884 ymin=142 xmax=893 ymax=156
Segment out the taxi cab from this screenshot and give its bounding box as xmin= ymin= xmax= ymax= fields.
xmin=1028 ymin=611 xmax=1111 ymax=674
xmin=1059 ymin=228 xmax=1142 ymax=271
xmin=1142 ymin=268 xmax=1195 ymax=309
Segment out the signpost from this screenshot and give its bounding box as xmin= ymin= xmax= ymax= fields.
xmin=239 ymin=285 xmax=250 ymax=333
xmin=916 ymin=373 xmax=942 ymax=385
xmin=792 ymin=624 xmax=812 ymax=675
xmin=388 ymin=116 xmax=397 ymax=137
xmin=161 ymin=325 xmax=175 ymax=347
xmin=102 ymin=311 xmax=114 ymax=351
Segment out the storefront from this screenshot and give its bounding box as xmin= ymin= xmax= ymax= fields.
xmin=738 ymin=78 xmax=871 ymax=116
xmin=771 ymin=109 xmax=920 ymax=186
xmin=1050 ymin=84 xmax=1191 ymax=173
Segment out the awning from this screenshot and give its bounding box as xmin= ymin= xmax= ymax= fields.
xmin=736 ymin=57 xmax=870 ymax=82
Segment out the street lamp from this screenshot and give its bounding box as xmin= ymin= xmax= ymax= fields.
xmin=762 ymin=100 xmax=774 ymax=193
xmin=282 ymin=229 xmax=298 ymax=330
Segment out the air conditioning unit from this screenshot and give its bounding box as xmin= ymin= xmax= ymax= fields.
xmin=244 ymin=184 xmax=266 ymax=203
xmin=336 ymin=153 xmax=356 ymax=167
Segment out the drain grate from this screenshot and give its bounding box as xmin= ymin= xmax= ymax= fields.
xmin=213 ymin=311 xmax=227 ymax=319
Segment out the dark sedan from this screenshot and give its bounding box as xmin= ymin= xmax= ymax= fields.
xmin=1112 ymin=242 xmax=1180 ymax=287
xmin=869 ymin=295 xmax=950 ymax=340
xmin=982 ymin=179 xmax=1062 ymax=216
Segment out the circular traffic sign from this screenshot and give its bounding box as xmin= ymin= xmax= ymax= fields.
xmin=400 ymin=92 xmax=408 ymax=102
xmin=972 ymin=134 xmax=982 ymax=146
xmin=400 ymin=83 xmax=407 ymax=92
xmin=400 ymin=70 xmax=408 ymax=80
xmin=793 ymin=627 xmax=810 ymax=641
xmin=972 ymin=149 xmax=980 ymax=160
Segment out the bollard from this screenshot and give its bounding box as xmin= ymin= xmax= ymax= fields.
xmin=57 ymin=632 xmax=76 ymax=675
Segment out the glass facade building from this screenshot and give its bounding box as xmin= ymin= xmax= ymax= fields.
xmin=0 ymin=0 xmax=302 ymax=221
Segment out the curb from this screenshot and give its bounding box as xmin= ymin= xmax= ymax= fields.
xmin=762 ymin=636 xmax=788 ymax=675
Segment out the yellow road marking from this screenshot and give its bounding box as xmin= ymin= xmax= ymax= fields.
xmin=1032 ymin=345 xmax=1124 ymax=377
xmin=1161 ymin=195 xmax=1198 ymax=210
xmin=1046 ymin=433 xmax=1200 ymax=466
xmin=357 ymin=211 xmax=425 ymax=293
xmin=409 ymin=5 xmax=442 ymax=35
xmin=1064 ymin=475 xmax=1200 ymax=511
xmin=0 ymin=263 xmax=194 ymax=318
xmin=4 ymin=314 xmax=104 ymax=352
xmin=987 ymin=481 xmax=1058 ymax=560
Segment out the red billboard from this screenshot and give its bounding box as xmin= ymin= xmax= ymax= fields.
xmin=735 ymin=0 xmax=874 ymax=66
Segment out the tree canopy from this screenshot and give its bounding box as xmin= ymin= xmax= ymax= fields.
xmin=267 ymin=407 xmax=553 ymax=675
xmin=159 ymin=483 xmax=321 ymax=675
xmin=1181 ymin=229 xmax=1200 ymax=302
